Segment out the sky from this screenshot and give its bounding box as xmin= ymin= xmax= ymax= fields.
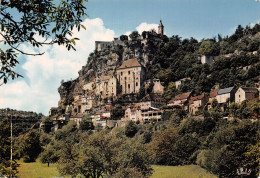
xmin=0 ymin=0 xmax=260 ymax=115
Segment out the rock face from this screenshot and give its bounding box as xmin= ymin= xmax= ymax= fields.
xmin=57 ymin=21 xmax=166 ymax=115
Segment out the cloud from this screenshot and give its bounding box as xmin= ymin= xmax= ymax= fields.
xmin=0 ymin=18 xmax=115 ymax=115
xmin=136 ymin=23 xmax=158 ymax=34
xmin=124 ymin=22 xmax=159 ymax=37
xmin=0 ymin=20 xmax=157 ymax=115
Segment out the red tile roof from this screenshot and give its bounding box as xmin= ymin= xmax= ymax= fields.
xmin=189 ymin=93 xmax=206 ymax=104
xmin=168 ymin=92 xmax=192 ymax=104
xmin=117 ymin=58 xmax=142 ymax=69
xmin=209 ymin=89 xmax=219 ymax=98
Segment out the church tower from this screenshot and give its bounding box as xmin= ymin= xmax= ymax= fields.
xmin=158 ymin=20 xmax=164 ymax=35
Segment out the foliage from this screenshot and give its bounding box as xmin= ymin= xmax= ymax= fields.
xmin=243 ymin=142 xmax=260 ymax=177
xmin=149 ymin=128 xmax=180 ymax=165
xmin=79 ymin=116 xmax=94 ymax=131
xmin=55 ymin=121 xmax=77 ymax=140
xmin=111 ymin=105 xmax=125 ymax=120
xmin=198 ymin=40 xmax=219 ymax=56
xmin=19 ymin=130 xmax=42 ymax=162
xmin=120 ymin=35 xmax=128 ymax=42
xmin=0 ymin=0 xmax=88 ymax=84
xmin=40 ymin=144 xmax=59 ymax=167
xmin=125 ymin=121 xmax=138 ymax=138
xmin=56 ymin=129 xmax=152 ymax=177
xmin=129 ymin=31 xmax=139 ymax=41
xmin=0 ymin=118 xmax=18 ymax=177
xmin=196 ymin=120 xmax=260 ymax=177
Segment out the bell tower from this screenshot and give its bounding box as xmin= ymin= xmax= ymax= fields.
xmin=158 ymin=20 xmax=164 ymax=35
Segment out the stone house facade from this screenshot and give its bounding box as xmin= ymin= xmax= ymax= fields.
xmin=189 ymin=93 xmax=208 ymax=114
xmin=207 ymin=89 xmax=220 ymax=110
xmin=200 ymin=55 xmax=216 ymax=65
xmin=140 ymin=93 xmax=166 ymax=110
xmin=216 ymin=87 xmax=236 ymax=104
xmin=168 ymin=92 xmax=192 ymax=110
xmin=235 ymin=87 xmax=258 ymax=103
xmin=117 ymin=58 xmax=145 ymax=94
xmin=152 ymin=79 xmax=164 ymax=94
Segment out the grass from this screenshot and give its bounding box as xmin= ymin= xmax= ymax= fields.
xmin=151 ymin=165 xmax=217 ymax=178
xmin=17 ymin=160 xmax=216 ymax=178
xmin=17 ymin=159 xmax=61 ymax=178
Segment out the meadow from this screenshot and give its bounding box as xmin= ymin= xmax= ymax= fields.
xmin=17 ymin=160 xmax=216 ymax=178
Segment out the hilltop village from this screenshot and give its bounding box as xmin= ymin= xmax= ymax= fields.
xmin=43 ymin=21 xmax=260 ymax=131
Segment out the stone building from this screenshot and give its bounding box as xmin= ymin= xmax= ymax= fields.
xmin=168 ymin=92 xmax=192 ymax=110
xmin=117 ymin=58 xmax=145 ymax=94
xmin=235 ymin=87 xmax=258 ymax=103
xmin=124 ymin=103 xmax=142 ymax=122
xmin=216 ymin=87 xmax=236 ymax=104
xmin=152 ymin=79 xmax=164 ymax=94
xmin=175 ymin=78 xmax=191 ymax=89
xmin=189 ymin=93 xmax=208 ymax=114
xmin=100 ymin=71 xmax=117 ymax=98
xmin=95 ymin=38 xmax=124 ymax=51
xmin=200 ymin=55 xmax=216 ymax=65
xmin=158 ymin=20 xmax=164 ymax=35
xmin=140 ymin=93 xmax=166 ymax=110
xmin=207 ymin=89 xmax=220 ymax=110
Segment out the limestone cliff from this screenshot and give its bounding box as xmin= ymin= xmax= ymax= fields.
xmin=57 ymin=29 xmax=166 ymax=114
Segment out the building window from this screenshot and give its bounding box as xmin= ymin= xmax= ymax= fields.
xmin=121 ymin=72 xmax=123 ymax=76
xmin=136 ymin=82 xmax=138 ymax=86
xmin=125 ymin=77 xmax=127 ymax=80
xmin=128 ymin=84 xmax=130 ymax=89
xmin=128 ymin=71 xmax=130 ymax=75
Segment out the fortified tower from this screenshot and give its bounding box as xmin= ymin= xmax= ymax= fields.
xmin=158 ymin=20 xmax=164 ymax=35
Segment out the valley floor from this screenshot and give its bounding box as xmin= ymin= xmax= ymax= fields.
xmin=17 ymin=160 xmax=217 ymax=178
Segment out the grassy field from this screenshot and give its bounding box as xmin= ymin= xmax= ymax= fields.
xmin=17 ymin=160 xmax=216 ymax=178
xmin=17 ymin=160 xmax=61 ymax=178
xmin=151 ymin=165 xmax=217 ymax=178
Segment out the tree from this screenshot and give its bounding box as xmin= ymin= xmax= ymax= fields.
xmin=19 ymin=130 xmax=42 ymax=162
xmin=116 ymin=140 xmax=153 ymax=177
xmin=40 ymin=144 xmax=59 ymax=167
xmin=125 ymin=121 xmax=138 ymax=138
xmin=243 ymin=142 xmax=260 ymax=177
xmin=0 ymin=0 xmax=88 ymax=84
xmin=120 ymin=35 xmax=128 ymax=42
xmin=79 ymin=116 xmax=94 ymax=131
xmin=198 ymin=40 xmax=219 ymax=56
xmin=0 ymin=118 xmax=18 ymax=177
xmin=129 ymin=31 xmax=139 ymax=41
xmin=111 ymin=106 xmax=125 ymax=120
xmin=149 ymin=128 xmax=180 ymax=165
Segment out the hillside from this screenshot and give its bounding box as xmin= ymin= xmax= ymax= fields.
xmin=0 ymin=108 xmax=43 ymax=136
xmin=56 ymin=22 xmax=260 ymax=117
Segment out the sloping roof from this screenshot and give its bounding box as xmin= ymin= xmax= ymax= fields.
xmin=117 ymin=58 xmax=142 ymax=69
xmin=168 ymin=92 xmax=192 ymax=103
xmin=240 ymin=87 xmax=258 ymax=93
xmin=209 ymin=89 xmax=220 ymax=98
xmin=189 ymin=93 xmax=206 ymax=104
xmin=141 ymin=93 xmax=166 ymax=103
xmin=218 ymin=87 xmax=234 ymax=95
